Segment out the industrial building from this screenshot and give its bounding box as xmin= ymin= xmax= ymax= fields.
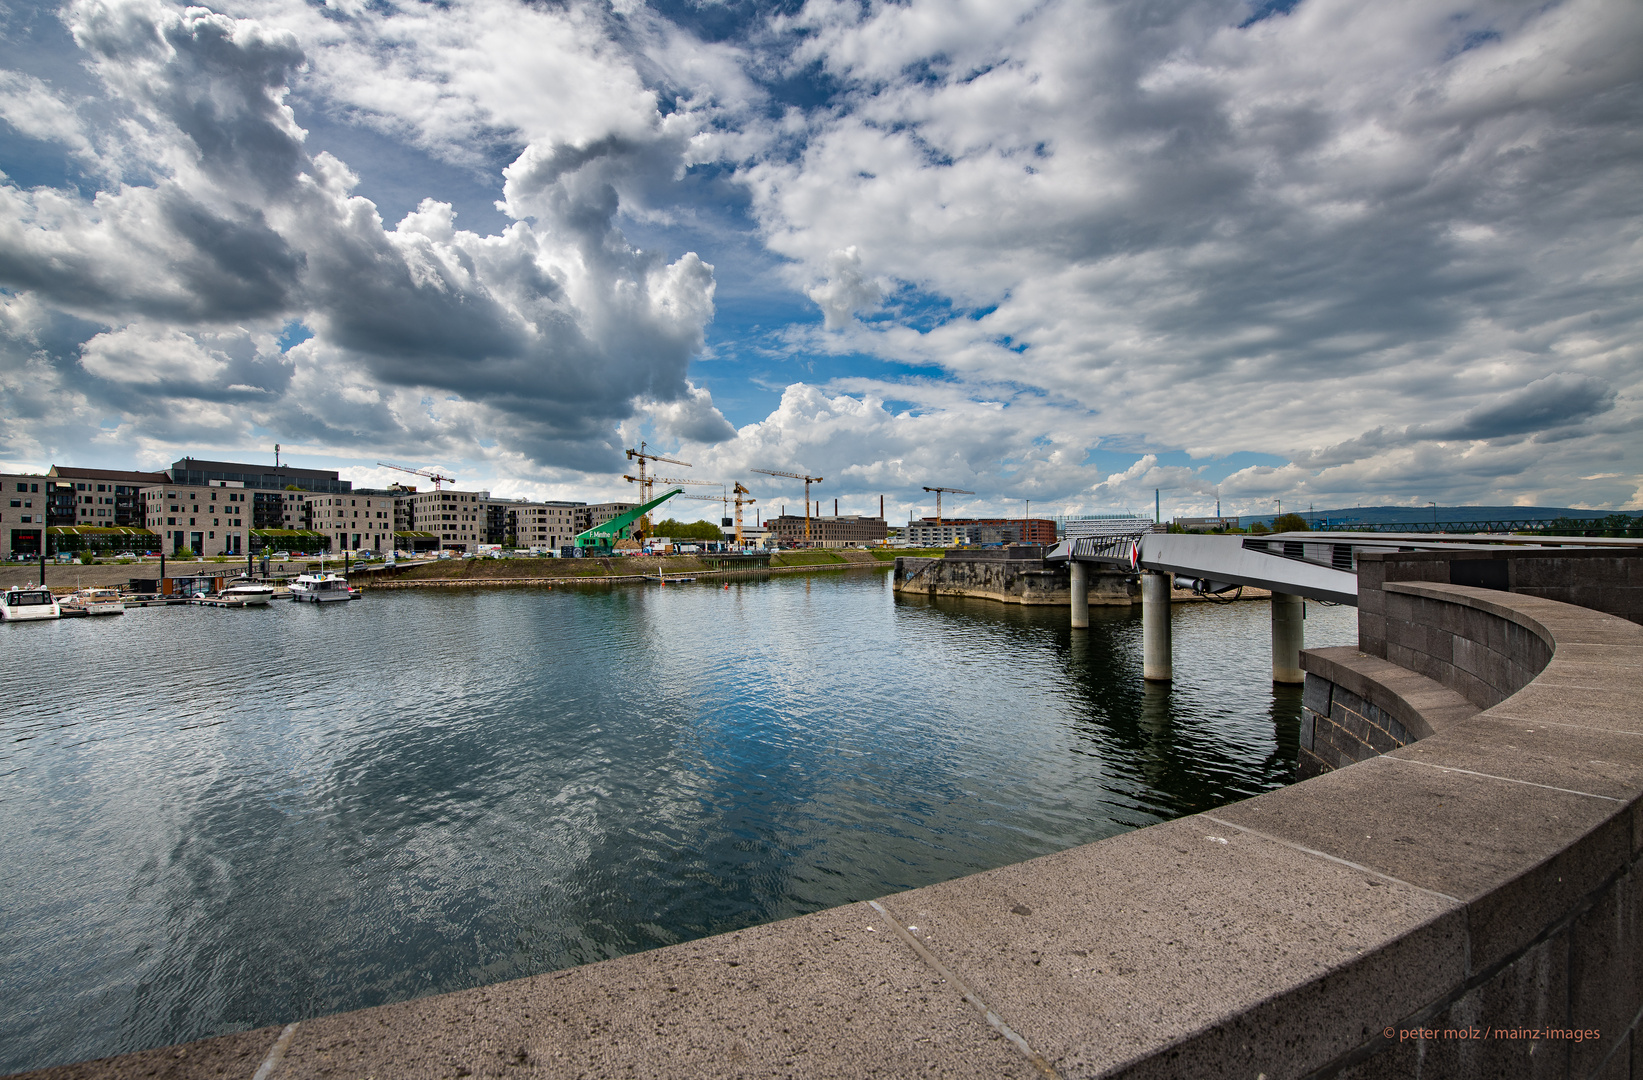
xmin=767 ymin=514 xmax=887 ymax=548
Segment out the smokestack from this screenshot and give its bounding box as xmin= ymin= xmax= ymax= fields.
xmin=834 ymin=498 xmax=838 ymax=516
xmin=879 ymin=494 xmax=884 ymax=519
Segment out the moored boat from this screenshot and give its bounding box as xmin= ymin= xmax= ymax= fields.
xmin=1 ymin=585 xmax=62 ymax=622
xmin=220 ymin=578 xmax=275 ymax=605
xmin=61 ymin=587 xmax=126 ymax=616
xmin=289 ymin=572 xmax=350 ymax=602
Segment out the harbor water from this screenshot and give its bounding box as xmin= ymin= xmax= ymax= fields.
xmin=0 ymin=571 xmax=1354 ymax=1073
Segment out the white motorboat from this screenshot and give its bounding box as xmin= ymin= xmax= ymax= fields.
xmin=289 ymin=572 xmax=350 ymax=602
xmin=62 ymin=587 xmax=125 ymax=616
xmin=1 ymin=585 xmax=61 ymax=622
xmin=220 ymin=578 xmax=275 ymax=605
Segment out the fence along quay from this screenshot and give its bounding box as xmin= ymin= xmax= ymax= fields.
xmin=12 ymin=541 xmax=1643 ymax=1080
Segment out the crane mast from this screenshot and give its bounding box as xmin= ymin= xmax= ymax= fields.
xmin=921 ymin=485 xmax=975 ymax=525
xmin=625 ymin=442 xmax=693 ymax=537
xmin=752 ymin=468 xmax=823 ymax=545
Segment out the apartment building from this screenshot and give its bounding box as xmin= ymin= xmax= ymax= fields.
xmin=2 ymin=472 xmax=49 ymax=556
xmin=46 ymin=467 xmax=168 ymax=527
xmin=139 ymin=479 xmax=256 ymax=555
xmin=395 ymin=488 xmax=493 ymax=552
xmin=908 ymin=517 xmax=1058 ymax=545
xmin=501 ymin=501 xmax=584 ymax=549
xmin=579 ymin=502 xmax=637 ymax=531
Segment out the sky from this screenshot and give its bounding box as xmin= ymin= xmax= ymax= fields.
xmin=0 ymin=0 xmax=1639 ymax=523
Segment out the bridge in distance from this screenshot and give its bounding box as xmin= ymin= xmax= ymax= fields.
xmin=1045 ymin=526 xmax=1641 ymax=683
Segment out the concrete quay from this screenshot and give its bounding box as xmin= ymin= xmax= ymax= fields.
xmin=13 ymin=549 xmax=1643 ymax=1080
xmin=892 ymin=550 xmax=1271 ymax=608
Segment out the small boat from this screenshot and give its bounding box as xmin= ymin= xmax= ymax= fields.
xmin=1 ymin=585 xmax=62 ymax=622
xmin=289 ymin=572 xmax=351 ymax=602
xmin=220 ymin=578 xmax=275 ymax=606
xmin=61 ymin=587 xmax=125 ymax=616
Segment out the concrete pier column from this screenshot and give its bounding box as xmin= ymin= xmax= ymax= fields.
xmin=1142 ymin=570 xmax=1172 ymax=682
xmin=1069 ymin=561 xmax=1090 ymax=629
xmin=1271 ymin=592 xmax=1305 ymax=684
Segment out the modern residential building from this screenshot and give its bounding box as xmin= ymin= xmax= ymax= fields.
xmin=395 ymin=488 xmax=493 ymax=552
xmin=768 ymin=514 xmax=887 ymax=548
xmin=908 ymin=517 xmax=1058 ymax=545
xmin=500 ymin=500 xmax=584 ymax=549
xmin=902 ymin=521 xmax=977 ymax=547
xmin=578 ymin=502 xmax=637 ymax=531
xmin=2 ymin=472 xmax=49 ymax=556
xmin=138 ymin=479 xmax=256 ymax=555
xmin=46 ymin=467 xmax=168 ymax=527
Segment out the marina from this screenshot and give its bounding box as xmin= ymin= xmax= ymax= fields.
xmin=0 ymin=571 xmax=1352 ymax=1074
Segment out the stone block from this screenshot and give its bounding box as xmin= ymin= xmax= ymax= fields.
xmin=874 ymin=816 xmax=1465 ymax=1080
xmin=272 ymin=899 xmax=1040 ymax=1080
xmin=1391 ymin=717 xmax=1643 ymax=801
xmin=1212 ymin=755 xmax=1630 ymax=972
xmin=1359 ymin=587 xmax=1386 ymax=616
xmin=1298 ymin=746 xmax=1332 ymax=780
xmin=1334 ymin=684 xmax=1367 ymax=719
xmin=1304 ymin=675 xmax=1333 ymax=717
xmin=1412 ymin=927 xmax=1568 ymax=1080
xmin=1489 ymin=682 xmax=1643 ymax=735
xmin=1360 ymin=612 xmax=1388 ymax=656
xmin=1569 ymin=865 xmax=1642 ymax=1078
xmin=1300 ymin=707 xmax=1317 ymax=752
xmin=1363 ymin=722 xmax=1399 ymax=755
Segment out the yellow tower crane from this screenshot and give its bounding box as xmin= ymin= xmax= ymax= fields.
xmin=625 ymin=442 xmax=694 ymax=536
xmin=922 ymin=485 xmax=975 ymax=524
xmin=752 ymin=468 xmax=823 ymax=544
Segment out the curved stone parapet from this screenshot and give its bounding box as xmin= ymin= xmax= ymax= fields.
xmin=14 ymin=574 xmax=1643 ymax=1080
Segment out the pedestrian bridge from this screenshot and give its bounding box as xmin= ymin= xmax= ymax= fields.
xmin=1046 ymin=529 xmax=1637 ymax=683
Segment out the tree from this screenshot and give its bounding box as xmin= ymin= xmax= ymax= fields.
xmin=652 ymin=518 xmax=724 ymax=541
xmin=1271 ymin=512 xmax=1311 ymax=533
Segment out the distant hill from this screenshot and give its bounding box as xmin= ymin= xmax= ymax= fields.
xmin=1235 ymin=505 xmax=1622 ymax=529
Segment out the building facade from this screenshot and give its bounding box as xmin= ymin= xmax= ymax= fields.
xmin=768 ymin=514 xmax=888 ymax=548
xmin=501 ymin=500 xmax=584 ymax=549
xmin=2 ymin=472 xmax=49 ymax=556
xmin=908 ymin=517 xmax=1058 ymax=545
xmin=47 ymin=467 xmax=168 ymax=528
xmin=395 ymin=488 xmax=493 ymax=552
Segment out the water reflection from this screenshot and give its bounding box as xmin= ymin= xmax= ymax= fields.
xmin=0 ymin=573 xmax=1354 ymax=1073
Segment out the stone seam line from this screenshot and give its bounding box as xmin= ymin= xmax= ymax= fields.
xmin=865 ymin=899 xmax=1063 ymax=1080
xmin=249 ymin=1024 xmax=296 ymax=1080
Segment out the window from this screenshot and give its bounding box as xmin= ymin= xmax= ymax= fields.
xmin=8 ymin=500 xmax=16 ymax=508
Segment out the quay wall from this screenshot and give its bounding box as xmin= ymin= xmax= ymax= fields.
xmin=16 ymin=551 xmax=1643 ymax=1080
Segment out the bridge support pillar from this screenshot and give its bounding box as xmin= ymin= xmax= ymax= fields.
xmin=1069 ymin=562 xmax=1090 ymax=629
xmin=1142 ymin=571 xmax=1172 ymax=682
xmin=1271 ymin=592 xmax=1305 ymax=684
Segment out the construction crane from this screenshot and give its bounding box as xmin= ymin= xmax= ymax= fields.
xmin=623 ymin=474 xmax=717 ymax=539
xmin=731 ymin=482 xmax=755 ymax=548
xmin=922 ymin=485 xmax=975 ymax=524
xmin=378 ymin=461 xmax=456 ymax=491
xmin=675 ymin=482 xmax=758 ymax=547
xmin=624 ymin=442 xmax=694 ymax=534
xmin=752 ymin=468 xmax=823 ymax=544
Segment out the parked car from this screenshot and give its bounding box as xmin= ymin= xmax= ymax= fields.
xmin=269 ymin=550 xmax=292 ymax=560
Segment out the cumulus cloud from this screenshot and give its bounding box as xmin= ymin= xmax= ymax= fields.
xmin=0 ymin=0 xmax=721 ymax=476
xmin=1 ymin=0 xmax=1639 ymax=514
xmin=732 ymin=0 xmax=1643 ymax=510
